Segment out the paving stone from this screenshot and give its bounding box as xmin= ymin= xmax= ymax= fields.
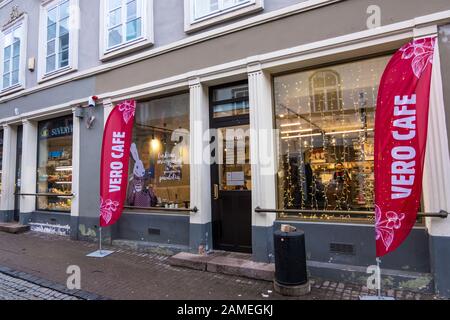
xmin=0 ymin=231 xmax=443 ymax=301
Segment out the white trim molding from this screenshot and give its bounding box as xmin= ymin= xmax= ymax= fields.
xmin=37 ymin=0 xmax=79 ymax=83
xmin=99 ymin=0 xmax=154 ymax=61
xmin=0 ymin=13 xmax=28 ymax=97
xmin=185 ymin=0 xmax=264 ymax=33
xmin=0 ymin=0 xmax=13 ymax=10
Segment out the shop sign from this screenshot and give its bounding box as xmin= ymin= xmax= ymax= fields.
xmin=100 ymin=100 xmax=136 ymax=227
xmin=40 ymin=124 xmax=73 ymax=139
xmin=374 ymin=37 xmax=436 ymax=257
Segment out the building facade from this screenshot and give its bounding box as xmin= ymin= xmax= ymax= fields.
xmin=0 ymin=0 xmax=450 ymax=297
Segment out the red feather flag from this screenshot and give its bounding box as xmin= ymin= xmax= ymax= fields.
xmin=374 ymin=37 xmax=436 ymax=257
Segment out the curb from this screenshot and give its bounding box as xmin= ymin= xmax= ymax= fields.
xmin=0 ymin=265 xmax=110 ymax=300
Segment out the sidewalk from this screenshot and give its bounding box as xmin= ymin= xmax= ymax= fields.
xmin=0 ymin=231 xmax=441 ymax=300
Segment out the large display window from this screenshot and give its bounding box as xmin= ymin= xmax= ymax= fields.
xmin=36 ymin=115 xmax=73 ymax=212
xmin=274 ymin=55 xmax=391 ymax=222
xmin=126 ymin=93 xmax=190 ymax=210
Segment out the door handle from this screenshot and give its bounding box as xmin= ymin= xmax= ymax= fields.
xmin=214 ymin=184 xmax=219 ymax=200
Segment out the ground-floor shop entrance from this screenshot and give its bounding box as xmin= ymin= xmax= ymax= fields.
xmin=210 ymin=82 xmax=252 ymax=253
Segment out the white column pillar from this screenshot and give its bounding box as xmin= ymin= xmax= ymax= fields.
xmin=71 ymin=109 xmax=81 ymax=219
xmin=423 ymin=42 xmax=450 ymax=237
xmin=103 ymin=98 xmax=114 ymax=127
xmin=19 ymin=120 xmax=38 ymax=216
xmin=422 ymin=40 xmax=450 ymax=297
xmin=0 ymin=125 xmax=17 ymax=220
xmin=189 ymin=77 xmax=212 ymax=252
xmin=248 ymin=64 xmax=278 ymax=262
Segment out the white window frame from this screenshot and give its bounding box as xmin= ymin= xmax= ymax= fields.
xmin=184 ymin=0 xmax=264 ymax=33
xmin=99 ymin=0 xmax=154 ymax=61
xmin=0 ymin=14 xmax=27 ymax=96
xmin=37 ymin=0 xmax=79 ymax=83
xmin=0 ymin=1 xmax=13 ymax=9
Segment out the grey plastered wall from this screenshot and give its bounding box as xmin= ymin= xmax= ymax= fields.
xmin=0 ymin=77 xmax=95 ymax=119
xmin=72 ymin=105 xmax=104 ymax=241
xmin=95 ymin=0 xmax=450 ymax=94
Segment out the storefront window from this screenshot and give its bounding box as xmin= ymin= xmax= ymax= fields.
xmin=127 ymin=93 xmax=190 ymax=209
xmin=36 ymin=116 xmax=73 ymax=212
xmin=274 ymin=55 xmax=391 ymax=222
xmin=0 ymin=129 xmax=3 ymax=194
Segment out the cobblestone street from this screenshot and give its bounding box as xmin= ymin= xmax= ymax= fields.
xmin=0 ymin=272 xmax=79 ymax=300
xmin=0 ymin=231 xmax=443 ymax=300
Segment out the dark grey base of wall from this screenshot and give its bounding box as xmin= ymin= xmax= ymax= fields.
xmin=189 ymin=222 xmax=212 ymax=253
xmin=252 ymin=225 xmax=275 ymax=263
xmin=0 ymin=210 xmax=14 ymax=223
xmin=117 ymin=212 xmax=190 ymax=246
xmin=429 ymin=235 xmax=450 ymax=298
xmin=19 ymin=212 xmax=71 ymax=236
xmin=273 ymin=221 xmax=430 ymax=273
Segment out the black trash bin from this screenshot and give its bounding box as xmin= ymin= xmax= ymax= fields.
xmin=273 ymin=229 xmax=309 ymax=295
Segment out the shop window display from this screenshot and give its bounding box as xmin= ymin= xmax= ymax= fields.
xmin=274 ymin=56 xmax=391 ymax=222
xmin=36 ymin=116 xmax=73 ymax=212
xmin=127 ymin=93 xmax=190 ymax=210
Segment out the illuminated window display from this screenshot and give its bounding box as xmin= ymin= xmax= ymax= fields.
xmin=36 ymin=116 xmax=73 ymax=212
xmin=127 ymin=93 xmax=190 ymax=209
xmin=274 ymin=55 xmax=391 ymax=222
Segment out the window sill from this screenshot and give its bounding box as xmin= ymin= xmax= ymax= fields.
xmin=0 ymin=83 xmax=25 ymax=97
xmin=100 ymin=37 xmax=154 ymax=62
xmin=185 ymin=0 xmax=264 ymax=34
xmin=38 ymin=66 xmax=77 ymax=84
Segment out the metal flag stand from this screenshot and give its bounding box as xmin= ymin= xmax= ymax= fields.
xmin=360 ymin=258 xmax=395 ymax=300
xmin=86 ymin=227 xmax=114 ymax=258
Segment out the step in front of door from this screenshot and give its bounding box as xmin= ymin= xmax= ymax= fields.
xmin=169 ymin=252 xmax=275 ymax=281
xmin=0 ymin=223 xmax=30 ymax=234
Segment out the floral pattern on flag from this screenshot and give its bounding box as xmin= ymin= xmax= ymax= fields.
xmin=118 ymin=100 xmax=136 ymax=125
xmin=400 ymin=38 xmax=436 ymax=78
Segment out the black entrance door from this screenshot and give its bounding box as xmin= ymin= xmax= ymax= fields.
xmin=13 ymin=125 xmax=23 ymax=222
xmin=210 ymin=82 xmax=252 ymax=253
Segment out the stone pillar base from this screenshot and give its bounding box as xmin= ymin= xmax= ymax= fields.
xmin=274 ymin=280 xmax=311 ymax=297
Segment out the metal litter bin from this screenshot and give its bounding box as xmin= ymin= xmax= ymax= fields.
xmin=273 ymin=229 xmax=310 ymax=296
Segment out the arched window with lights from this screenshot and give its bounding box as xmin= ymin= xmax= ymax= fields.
xmin=309 ymin=70 xmax=342 ymax=113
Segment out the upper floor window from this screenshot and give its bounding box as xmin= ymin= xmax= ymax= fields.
xmin=107 ymin=0 xmax=142 ymax=48
xmin=38 ymin=0 xmax=79 ymax=82
xmin=194 ymin=0 xmax=251 ymax=20
xmin=0 ymin=14 xmax=27 ymax=93
xmin=100 ymin=0 xmax=154 ymax=60
xmin=185 ymin=0 xmax=264 ymax=33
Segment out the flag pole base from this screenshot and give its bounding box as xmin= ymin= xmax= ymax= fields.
xmin=86 ymin=250 xmax=114 ymax=258
xmin=86 ymin=226 xmax=114 ymax=258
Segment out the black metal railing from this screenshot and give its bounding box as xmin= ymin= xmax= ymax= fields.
xmin=255 ymin=207 xmax=449 ymax=218
xmin=15 ymin=193 xmax=74 ymax=198
xmin=123 ymin=206 xmax=198 ymax=214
